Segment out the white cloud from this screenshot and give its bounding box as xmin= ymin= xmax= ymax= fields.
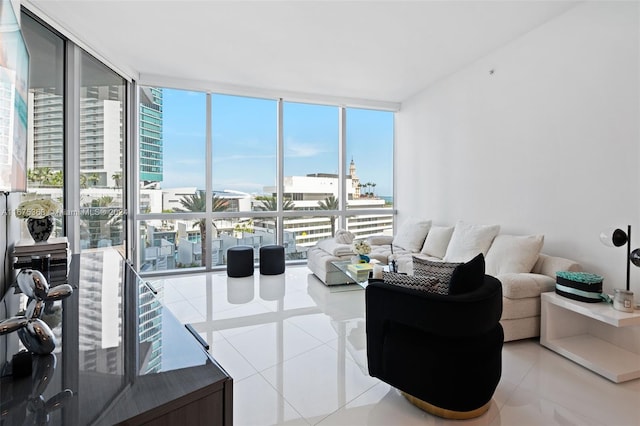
xmin=285 ymin=138 xmax=329 ymax=157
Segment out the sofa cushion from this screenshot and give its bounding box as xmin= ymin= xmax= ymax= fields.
xmin=420 ymin=225 xmax=454 ymax=259
xmin=532 ymin=253 xmax=581 ymax=276
xmin=382 ymin=271 xmax=442 ymax=293
xmin=443 ymin=221 xmax=500 ymax=263
xmin=367 ymin=235 xmax=393 ymax=246
xmin=485 ymin=234 xmax=544 ymax=276
xmin=499 ymin=273 xmax=555 ymax=299
xmin=392 ymin=218 xmax=432 ymax=252
xmin=449 ymin=254 xmax=485 ymax=295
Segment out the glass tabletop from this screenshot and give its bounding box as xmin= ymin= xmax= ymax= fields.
xmin=331 ymin=260 xmax=384 ymax=286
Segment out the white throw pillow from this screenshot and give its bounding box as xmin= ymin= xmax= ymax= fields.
xmin=443 ymin=221 xmax=500 ymax=263
xmin=485 ymin=234 xmax=544 ymax=276
xmin=420 ymin=225 xmax=454 ymax=259
xmin=392 ymin=218 xmax=432 ymax=252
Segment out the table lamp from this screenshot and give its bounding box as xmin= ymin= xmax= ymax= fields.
xmin=599 ymin=225 xmax=640 ymax=292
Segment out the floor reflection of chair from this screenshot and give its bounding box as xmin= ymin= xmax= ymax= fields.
xmin=191 ymin=271 xmax=359 ymax=425
xmin=226 ymin=276 xmax=255 ymax=304
xmin=306 ymin=273 xmax=366 ymax=407
xmin=259 ymin=275 xmax=286 ymax=301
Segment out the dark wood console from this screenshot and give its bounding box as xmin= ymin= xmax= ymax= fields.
xmin=0 ymin=248 xmax=232 ymax=425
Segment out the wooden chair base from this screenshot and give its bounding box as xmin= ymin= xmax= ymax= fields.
xmin=401 ymin=391 xmax=491 ymax=420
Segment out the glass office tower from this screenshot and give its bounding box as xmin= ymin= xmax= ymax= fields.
xmin=139 ymin=87 xmax=163 ymax=185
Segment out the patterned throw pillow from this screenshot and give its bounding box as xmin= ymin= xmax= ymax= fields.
xmin=383 ymin=271 xmax=441 ymax=293
xmin=412 ymin=256 xmax=462 ymax=295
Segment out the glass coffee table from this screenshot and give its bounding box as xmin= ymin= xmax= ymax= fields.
xmin=330 ymin=260 xmax=385 ymax=289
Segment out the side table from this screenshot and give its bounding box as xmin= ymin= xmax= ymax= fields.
xmin=540 ymin=292 xmax=640 ymax=383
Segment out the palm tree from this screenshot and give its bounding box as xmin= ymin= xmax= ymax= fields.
xmin=37 ymin=167 xmax=51 ymax=186
xmin=41 ymin=169 xmax=58 ymax=187
xmin=87 ymin=173 xmax=101 ymax=187
xmin=371 ymin=182 xmax=376 ymax=197
xmin=254 ymin=196 xmax=295 ymax=211
xmin=174 ymin=191 xmax=228 ymax=266
xmin=27 ymin=168 xmax=40 ymax=186
xmin=80 ymin=196 xmax=123 ymax=248
xmin=50 ymin=171 xmax=64 ymax=187
xmin=28 ymin=167 xmax=52 ymax=187
xmin=112 ymin=172 xmax=122 ymax=188
xmin=317 ymin=195 xmax=339 ymax=237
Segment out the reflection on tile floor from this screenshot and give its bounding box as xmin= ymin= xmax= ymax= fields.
xmin=152 ymin=266 xmax=640 ymax=426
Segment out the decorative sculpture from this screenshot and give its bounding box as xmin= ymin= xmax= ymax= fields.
xmin=0 ymin=353 xmax=74 ymax=425
xmin=0 ymin=269 xmax=73 ymax=355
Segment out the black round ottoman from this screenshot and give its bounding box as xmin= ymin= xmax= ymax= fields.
xmin=227 ymin=246 xmax=254 ymax=277
xmin=259 ymin=245 xmax=285 ymax=275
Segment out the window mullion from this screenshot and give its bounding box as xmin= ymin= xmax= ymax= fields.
xmin=64 ymin=43 xmax=81 ymax=254
xmin=338 ymin=106 xmax=347 ymax=230
xmin=277 ymin=98 xmax=284 ymax=245
xmin=205 ymin=93 xmax=213 ymax=270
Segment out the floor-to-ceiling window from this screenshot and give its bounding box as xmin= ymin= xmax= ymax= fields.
xmin=345 ymin=107 xmax=394 ymax=238
xmin=212 ymin=94 xmax=278 ymax=264
xmin=282 ymin=102 xmax=340 ymax=255
xmin=137 ymin=89 xmax=394 ymax=274
xmin=20 ymin=8 xmax=130 ymax=255
xmin=19 ymin=12 xmax=65 ymax=240
xmin=138 ymin=88 xmax=206 ymax=271
xmin=78 ymin=52 xmax=126 ymax=251
xmin=19 ymin=5 xmax=392 ymax=275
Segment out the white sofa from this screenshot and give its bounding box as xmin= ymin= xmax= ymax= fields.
xmin=307 ymin=219 xmax=581 ymax=342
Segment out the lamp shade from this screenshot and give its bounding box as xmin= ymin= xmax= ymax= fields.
xmin=600 ymin=228 xmax=628 ymax=247
xmin=600 ymin=225 xmax=637 ymax=291
xmin=630 ymin=248 xmax=640 ymax=267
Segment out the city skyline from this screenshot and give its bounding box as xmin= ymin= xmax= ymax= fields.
xmin=160 ymin=89 xmax=394 ymax=197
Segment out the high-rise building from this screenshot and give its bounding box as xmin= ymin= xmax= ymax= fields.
xmin=28 ymin=89 xmax=64 ymax=171
xmin=80 ymin=85 xmax=124 ymax=187
xmin=28 ymin=85 xmax=125 ymax=187
xmin=29 ymin=85 xmax=164 ymax=188
xmin=139 ymin=87 xmax=163 ymax=184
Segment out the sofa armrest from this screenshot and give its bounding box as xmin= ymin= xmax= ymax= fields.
xmin=367 ymin=235 xmax=393 ymax=246
xmin=532 ymin=253 xmax=581 ymax=278
xmin=315 ymin=238 xmax=354 ymax=257
xmin=497 ymin=273 xmax=556 ymax=299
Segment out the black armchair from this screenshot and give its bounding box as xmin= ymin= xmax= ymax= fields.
xmin=365 ymin=275 xmax=503 ymax=419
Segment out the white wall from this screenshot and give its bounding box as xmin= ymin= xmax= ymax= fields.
xmin=396 ymin=1 xmax=639 ymax=293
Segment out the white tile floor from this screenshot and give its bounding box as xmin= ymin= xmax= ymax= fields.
xmin=152 ymin=266 xmax=640 ymax=426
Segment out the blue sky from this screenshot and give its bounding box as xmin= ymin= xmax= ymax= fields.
xmin=161 ymin=89 xmax=394 ymax=196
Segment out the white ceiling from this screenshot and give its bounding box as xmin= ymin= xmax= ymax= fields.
xmin=25 ymin=0 xmax=579 ymax=104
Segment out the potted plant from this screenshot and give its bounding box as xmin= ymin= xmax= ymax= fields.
xmin=15 ymin=198 xmax=61 ymax=242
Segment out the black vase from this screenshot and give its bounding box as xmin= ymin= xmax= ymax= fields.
xmin=27 ymin=216 xmax=54 ymax=242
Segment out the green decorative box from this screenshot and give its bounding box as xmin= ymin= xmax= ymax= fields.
xmin=555 ymin=271 xmax=604 ymax=303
